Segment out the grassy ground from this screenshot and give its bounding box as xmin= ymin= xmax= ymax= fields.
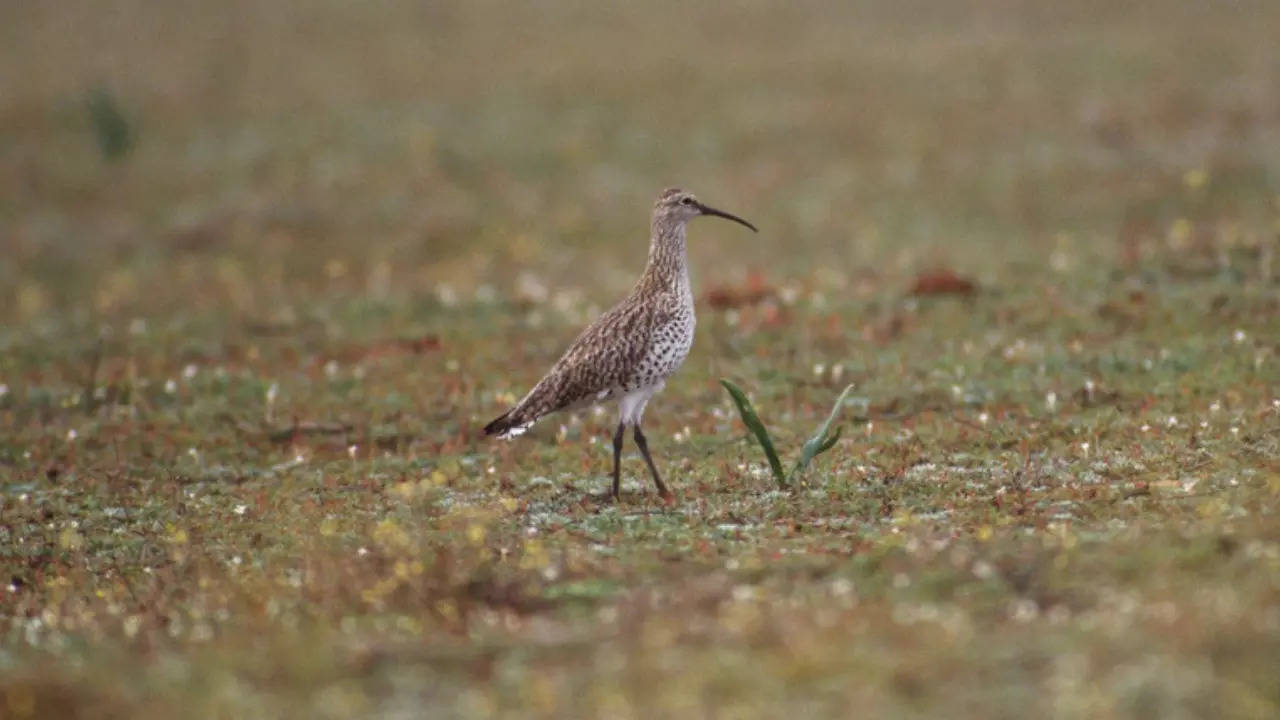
xmin=3 ymin=1 xmax=1279 ymax=717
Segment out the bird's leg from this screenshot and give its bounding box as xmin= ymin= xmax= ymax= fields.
xmin=632 ymin=425 xmax=672 ymax=500
xmin=611 ymin=422 xmax=626 ymax=501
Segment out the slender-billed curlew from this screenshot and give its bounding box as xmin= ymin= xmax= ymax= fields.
xmin=484 ymin=188 xmax=757 ymax=500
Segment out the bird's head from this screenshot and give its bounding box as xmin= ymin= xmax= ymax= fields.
xmin=653 ymin=188 xmax=757 ymax=233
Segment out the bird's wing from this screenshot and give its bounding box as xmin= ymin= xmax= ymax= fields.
xmin=511 ymin=298 xmax=664 ymax=423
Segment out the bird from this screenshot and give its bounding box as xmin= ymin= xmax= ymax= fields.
xmin=484 ymin=188 xmax=757 ymax=501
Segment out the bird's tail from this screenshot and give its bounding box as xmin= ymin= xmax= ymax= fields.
xmin=483 ymin=407 xmax=535 ymax=439
xmin=485 ymin=375 xmax=569 ymax=438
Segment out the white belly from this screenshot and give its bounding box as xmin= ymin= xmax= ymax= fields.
xmin=634 ymin=307 xmax=695 ymax=387
xmin=618 ymin=382 xmax=664 ymax=426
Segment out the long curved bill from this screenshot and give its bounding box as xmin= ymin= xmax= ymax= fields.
xmin=696 ymin=202 xmax=758 ymax=233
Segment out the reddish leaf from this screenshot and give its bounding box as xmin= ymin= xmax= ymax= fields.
xmin=321 ymin=334 xmax=441 ymax=365
xmin=704 ymin=269 xmax=777 ymax=310
xmin=910 ymin=270 xmax=976 ymax=296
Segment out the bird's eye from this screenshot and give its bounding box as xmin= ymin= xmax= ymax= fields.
xmin=680 ymin=197 xmax=695 ymax=206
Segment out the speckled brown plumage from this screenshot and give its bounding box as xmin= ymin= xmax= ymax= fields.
xmin=484 ymin=188 xmax=757 ymax=499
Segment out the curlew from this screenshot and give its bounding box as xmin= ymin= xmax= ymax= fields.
xmin=484 ymin=188 xmax=757 ymax=500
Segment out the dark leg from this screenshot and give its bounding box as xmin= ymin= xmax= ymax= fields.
xmin=611 ymin=422 xmax=626 ymax=500
xmin=632 ymin=425 xmax=672 ymax=500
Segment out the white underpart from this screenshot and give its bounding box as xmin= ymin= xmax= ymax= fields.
xmin=496 ymin=420 xmax=533 ymax=439
xmin=618 ymin=381 xmax=664 ymax=427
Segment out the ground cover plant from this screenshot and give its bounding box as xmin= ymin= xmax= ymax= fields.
xmin=2 ymin=1 xmax=1279 ymax=717
xmin=720 ymin=379 xmax=853 ymax=489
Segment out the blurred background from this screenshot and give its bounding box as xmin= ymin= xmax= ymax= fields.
xmin=4 ymin=4 xmax=1279 ymax=717
xmin=5 ymin=0 xmax=1277 ymax=333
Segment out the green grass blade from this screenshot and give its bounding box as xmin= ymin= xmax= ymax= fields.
xmin=719 ymin=379 xmax=787 ymax=488
xmin=816 ymin=426 xmax=843 ymax=454
xmin=789 ymin=384 xmax=855 ymax=482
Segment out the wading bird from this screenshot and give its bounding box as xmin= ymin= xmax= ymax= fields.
xmin=484 ymin=188 xmax=757 ymax=500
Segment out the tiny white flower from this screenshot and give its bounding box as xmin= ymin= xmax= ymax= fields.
xmin=1167 ymin=416 xmax=1178 ymax=427
xmin=265 ymin=382 xmax=279 ymax=404
xmin=1080 ymin=442 xmax=1090 ymax=455
xmin=1011 ymin=599 xmax=1039 ymax=623
xmin=1140 ymin=424 xmax=1151 ymax=433
xmin=0 ymin=384 xmax=8 ymax=399
xmin=182 ymin=363 xmax=198 ymax=380
xmin=324 ymin=360 xmax=339 ymax=378
xmin=164 ymin=379 xmax=178 ymax=394
xmin=234 ymin=504 xmax=247 ymax=516
xmin=357 ymin=547 xmax=369 ymax=557
xmin=1233 ymin=329 xmax=1247 ymax=343
xmin=347 ymin=445 xmax=358 ymax=459
xmin=1045 ymin=391 xmax=1057 ymax=412
xmin=1230 ymin=426 xmax=1240 ymax=436
xmin=813 ymin=362 xmax=825 ymax=377
xmin=66 ymin=429 xmax=77 ymax=441
xmin=978 ymin=412 xmax=990 ymax=425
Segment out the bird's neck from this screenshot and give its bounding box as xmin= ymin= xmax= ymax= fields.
xmin=638 ymin=221 xmax=690 ymax=297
